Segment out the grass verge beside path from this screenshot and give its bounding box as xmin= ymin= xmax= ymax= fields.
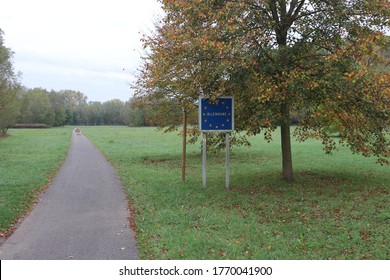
xmin=0 ymin=127 xmax=73 ymax=236
xmin=83 ymin=126 xmax=389 ymax=260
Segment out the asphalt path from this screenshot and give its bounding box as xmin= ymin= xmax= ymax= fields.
xmin=0 ymin=129 xmax=138 ymax=260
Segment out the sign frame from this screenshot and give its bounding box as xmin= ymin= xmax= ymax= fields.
xmin=199 ymin=96 xmax=234 ymax=190
xmin=199 ymin=97 xmax=234 ymax=132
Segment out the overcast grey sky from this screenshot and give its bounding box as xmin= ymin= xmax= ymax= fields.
xmin=0 ymin=0 xmax=162 ymax=102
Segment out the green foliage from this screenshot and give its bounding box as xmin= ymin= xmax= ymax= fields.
xmin=12 ymin=87 xmax=143 ymax=127
xmin=128 ymin=101 xmax=148 ymax=127
xmin=69 ymin=99 xmax=137 ymax=126
xmin=0 ymin=88 xmax=19 ymax=135
xmin=187 ymin=132 xmax=251 ymax=154
xmin=48 ymin=90 xmax=67 ymax=127
xmin=10 ymin=123 xmax=50 ymax=129
xmin=131 ymin=95 xmax=195 ymax=128
xmin=0 ymin=29 xmax=21 ymax=135
xmin=17 ymin=88 xmax=88 ymax=127
xmin=19 ymin=88 xmax=55 ymax=126
xmin=102 ymin=99 xmax=126 ymax=125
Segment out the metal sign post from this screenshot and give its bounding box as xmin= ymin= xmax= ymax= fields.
xmin=199 ymin=97 xmax=234 ymax=190
xmin=226 ymin=133 xmax=230 ymax=190
xmin=202 ymin=132 xmax=207 ymax=188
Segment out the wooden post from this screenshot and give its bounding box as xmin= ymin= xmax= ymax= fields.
xmin=281 ymin=102 xmax=293 ymax=181
xmin=182 ymin=108 xmax=187 ymax=182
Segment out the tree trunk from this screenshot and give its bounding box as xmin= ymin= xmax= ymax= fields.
xmin=181 ymin=108 xmax=187 ymax=182
xmin=270 ymin=0 xmax=300 ymax=182
xmin=281 ymin=102 xmax=293 ymax=181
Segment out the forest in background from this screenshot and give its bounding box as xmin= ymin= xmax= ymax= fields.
xmin=12 ymin=87 xmax=148 ymax=127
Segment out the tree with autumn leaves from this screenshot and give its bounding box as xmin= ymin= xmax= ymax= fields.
xmin=135 ymin=0 xmax=389 ymax=181
xmin=0 ymin=29 xmax=21 ymax=136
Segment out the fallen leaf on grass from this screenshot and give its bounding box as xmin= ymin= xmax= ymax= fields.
xmin=218 ymin=251 xmax=226 ymax=257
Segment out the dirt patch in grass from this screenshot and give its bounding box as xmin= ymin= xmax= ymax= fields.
xmin=142 ymin=157 xmax=176 ymax=165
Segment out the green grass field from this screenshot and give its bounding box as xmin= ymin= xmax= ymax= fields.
xmin=0 ymin=126 xmax=388 ymax=259
xmin=81 ymin=126 xmax=390 ymax=260
xmin=0 ymin=128 xmax=73 ymax=235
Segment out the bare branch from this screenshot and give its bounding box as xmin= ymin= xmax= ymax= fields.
xmin=268 ymin=0 xmax=280 ymax=25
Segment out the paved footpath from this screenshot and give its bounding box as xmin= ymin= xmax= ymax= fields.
xmin=0 ymin=129 xmax=138 ymax=260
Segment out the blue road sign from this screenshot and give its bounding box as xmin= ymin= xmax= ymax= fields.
xmin=199 ymin=97 xmax=234 ymax=132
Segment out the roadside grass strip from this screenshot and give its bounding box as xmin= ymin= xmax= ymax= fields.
xmin=0 ymin=128 xmax=73 ymax=235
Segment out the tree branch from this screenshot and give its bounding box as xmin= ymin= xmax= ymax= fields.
xmin=268 ymin=0 xmax=280 ymax=25
xmin=252 ymin=38 xmax=276 ymax=63
xmin=291 ymin=0 xmax=306 ymax=21
xmin=287 ymin=0 xmax=299 ymax=17
xmin=279 ymin=0 xmax=287 ymax=18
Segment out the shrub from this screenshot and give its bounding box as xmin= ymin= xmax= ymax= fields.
xmin=11 ymin=124 xmax=51 ymax=129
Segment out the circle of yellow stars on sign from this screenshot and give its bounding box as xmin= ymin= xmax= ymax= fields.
xmin=202 ymin=100 xmax=232 ymax=130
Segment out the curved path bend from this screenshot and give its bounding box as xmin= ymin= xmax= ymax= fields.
xmin=0 ymin=129 xmax=138 ymax=260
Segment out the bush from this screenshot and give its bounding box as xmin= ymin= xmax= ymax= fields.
xmin=11 ymin=124 xmax=51 ymax=129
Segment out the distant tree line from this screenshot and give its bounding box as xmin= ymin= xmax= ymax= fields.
xmin=13 ymin=87 xmax=149 ymax=128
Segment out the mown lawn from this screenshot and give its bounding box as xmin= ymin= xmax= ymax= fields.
xmin=0 ymin=128 xmax=73 ymax=235
xmin=82 ymin=126 xmax=389 ymax=260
